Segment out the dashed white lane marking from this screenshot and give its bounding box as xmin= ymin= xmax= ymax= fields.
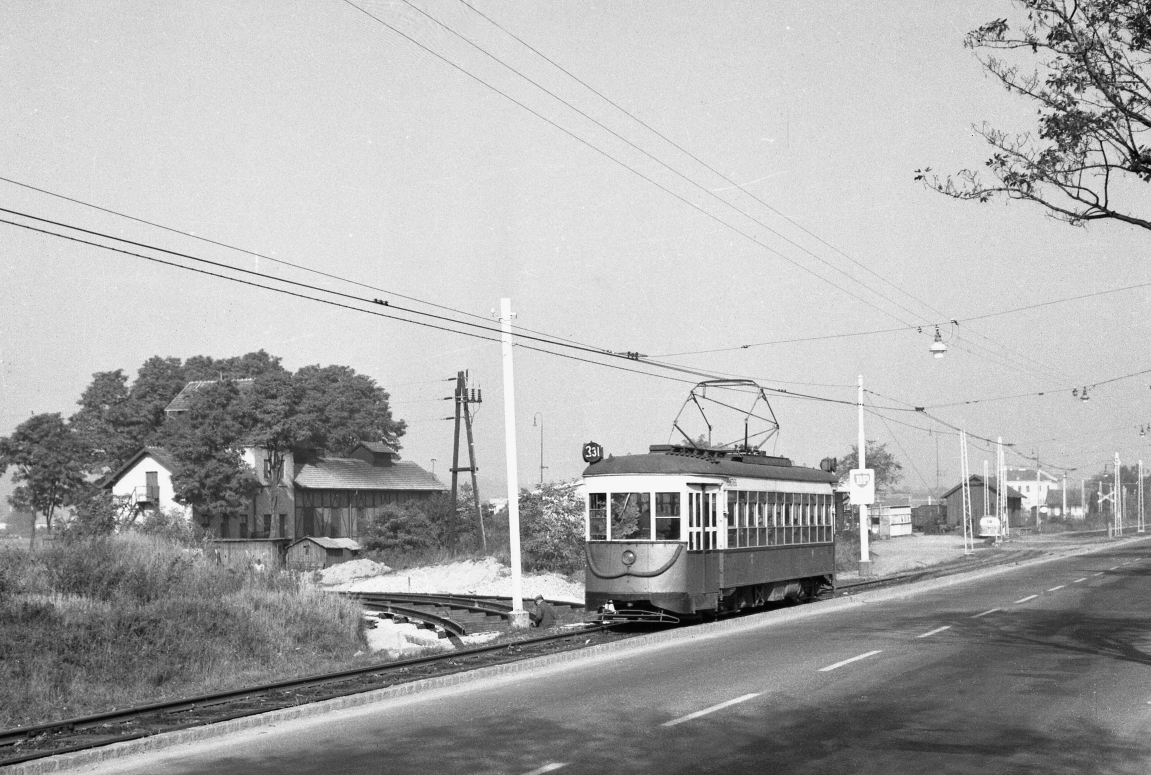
xmin=819 ymin=650 xmax=882 ymax=672
xmin=917 ymin=626 xmax=951 ymax=639
xmin=1073 ymin=578 xmax=1088 ymax=583
xmin=972 ymin=608 xmax=1001 ymax=618
xmin=1093 ymin=572 xmax=1105 ymax=576
xmin=1109 ymin=566 xmax=1120 ymax=571
xmin=1047 ymin=585 xmax=1065 ymax=592
xmin=521 ymin=765 xmax=567 ymax=775
xmin=662 ymin=693 xmax=760 ymax=727
xmin=1014 ymin=595 xmax=1038 ymax=604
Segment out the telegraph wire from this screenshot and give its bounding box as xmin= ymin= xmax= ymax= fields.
xmin=444 ymin=0 xmax=1087 ymax=387
xmin=864 ymin=393 xmax=935 ymax=494
xmin=338 ymin=0 xmax=925 ymax=329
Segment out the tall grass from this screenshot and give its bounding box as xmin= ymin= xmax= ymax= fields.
xmin=0 ymin=534 xmax=365 ymax=728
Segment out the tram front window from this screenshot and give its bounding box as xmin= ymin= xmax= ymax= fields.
xmin=611 ymin=492 xmax=651 ymax=540
xmin=655 ymin=492 xmax=680 ymax=540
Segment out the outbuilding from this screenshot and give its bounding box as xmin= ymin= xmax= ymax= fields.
xmin=286 ymin=536 xmax=362 ymax=571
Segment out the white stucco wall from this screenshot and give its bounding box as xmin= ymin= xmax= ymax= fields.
xmin=108 ymin=455 xmax=191 ymax=520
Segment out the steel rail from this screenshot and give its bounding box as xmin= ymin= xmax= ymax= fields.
xmin=359 ymin=600 xmax=468 ymax=639
xmin=0 ymin=623 xmax=616 ymax=763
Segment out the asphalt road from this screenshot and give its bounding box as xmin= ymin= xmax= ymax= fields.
xmin=80 ymin=539 xmax=1151 ymax=775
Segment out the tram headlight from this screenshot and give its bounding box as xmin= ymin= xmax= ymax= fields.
xmin=621 ymin=550 xmax=636 ymax=566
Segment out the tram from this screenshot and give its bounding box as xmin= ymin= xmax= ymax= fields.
xmin=583 ymin=443 xmax=841 ymax=621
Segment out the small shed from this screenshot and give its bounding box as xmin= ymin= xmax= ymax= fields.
xmin=911 ymin=504 xmax=946 ymax=534
xmin=942 ymin=476 xmax=1026 ymax=529
xmin=286 ymin=536 xmax=362 ymax=571
xmin=870 ymin=504 xmax=913 ymax=539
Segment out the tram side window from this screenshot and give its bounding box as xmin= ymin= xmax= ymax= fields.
xmin=589 ymin=493 xmax=607 ymax=540
xmin=611 ymin=492 xmax=652 ymax=540
xmin=655 ymin=493 xmax=680 ymax=540
xmin=727 ymin=491 xmax=738 ymax=548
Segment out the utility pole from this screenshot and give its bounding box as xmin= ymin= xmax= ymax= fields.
xmin=857 ymin=375 xmax=871 ymax=575
xmin=997 ymin=437 xmax=1008 ymax=540
xmin=533 ymin=412 xmax=546 ymax=487
xmin=1034 ymin=453 xmax=1042 ymax=531
xmin=1139 ymin=460 xmax=1146 ymax=534
xmin=500 ymin=298 xmax=528 ymax=627
xmin=1115 ymin=452 xmax=1123 ymax=536
xmin=1062 ymin=474 xmax=1067 ymax=522
xmin=960 ymin=431 xmax=973 ymax=555
xmin=447 ymin=370 xmax=486 ymax=553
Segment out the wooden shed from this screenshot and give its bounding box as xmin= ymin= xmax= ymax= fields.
xmin=286 ymin=536 xmax=362 ymax=571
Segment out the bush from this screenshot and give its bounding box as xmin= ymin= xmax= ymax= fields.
xmin=0 ymin=534 xmax=365 ymax=727
xmin=504 ymin=484 xmax=584 ymax=575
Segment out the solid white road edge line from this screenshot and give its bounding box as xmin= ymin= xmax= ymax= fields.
xmin=916 ymin=626 xmax=951 ymax=639
xmin=1014 ymin=595 xmax=1038 ymax=604
xmin=1047 ymin=585 xmax=1065 ymax=592
xmin=818 ymin=650 xmax=883 ymax=672
xmin=661 ymin=693 xmax=760 ymax=728
xmin=521 ymin=764 xmax=567 ymax=775
xmin=971 ymin=608 xmax=1001 ymax=618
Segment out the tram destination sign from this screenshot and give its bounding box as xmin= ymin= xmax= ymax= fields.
xmin=582 ymin=441 xmax=604 ymax=464
xmin=847 ymin=468 xmax=875 ymax=505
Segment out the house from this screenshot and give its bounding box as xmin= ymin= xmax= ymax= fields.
xmin=869 ymin=503 xmax=913 ymax=539
xmin=286 ymin=536 xmax=362 ymax=571
xmin=101 ymin=446 xmax=191 ymax=522
xmin=163 ymin=379 xmax=254 ymax=416
xmin=293 ymin=442 xmax=448 ymax=538
xmin=1005 ymin=468 xmax=1061 ymax=514
xmin=942 ymin=476 xmax=1026 ymax=530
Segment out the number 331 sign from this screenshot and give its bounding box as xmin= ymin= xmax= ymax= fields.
xmin=582 ymin=441 xmax=604 ymax=464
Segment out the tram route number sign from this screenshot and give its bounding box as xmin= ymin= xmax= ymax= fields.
xmin=848 ymin=468 xmax=875 ymax=505
xmin=582 ymin=441 xmax=604 ymax=464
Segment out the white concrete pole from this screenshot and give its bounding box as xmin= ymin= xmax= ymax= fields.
xmin=857 ymin=375 xmax=870 ymax=572
xmin=500 ymin=298 xmax=528 ymax=627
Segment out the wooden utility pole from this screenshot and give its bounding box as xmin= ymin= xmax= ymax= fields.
xmin=448 ymin=370 xmax=484 ymax=552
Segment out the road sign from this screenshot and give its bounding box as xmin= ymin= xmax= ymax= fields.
xmin=848 ymin=468 xmax=875 ymax=505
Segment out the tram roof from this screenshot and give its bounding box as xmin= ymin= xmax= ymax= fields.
xmin=583 ymin=445 xmax=838 ymax=484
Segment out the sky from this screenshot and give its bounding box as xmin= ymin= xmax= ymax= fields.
xmin=2 ymin=0 xmax=1150 ymax=509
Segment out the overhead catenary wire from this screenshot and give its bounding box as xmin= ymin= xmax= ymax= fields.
xmin=440 ymin=0 xmax=1092 ymax=388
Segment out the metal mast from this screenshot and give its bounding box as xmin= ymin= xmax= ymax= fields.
xmin=960 ymin=431 xmax=973 ymax=555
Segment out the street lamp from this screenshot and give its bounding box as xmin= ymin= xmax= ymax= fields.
xmin=532 ymin=412 xmax=547 ymax=487
xmin=929 ymin=327 xmax=947 ymax=359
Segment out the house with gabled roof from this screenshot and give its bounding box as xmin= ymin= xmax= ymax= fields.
xmin=163 ymin=378 xmax=254 ymax=416
xmin=941 ymin=475 xmax=1026 ymax=529
xmin=101 ymin=446 xmax=192 ymax=522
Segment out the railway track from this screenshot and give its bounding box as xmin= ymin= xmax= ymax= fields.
xmin=0 ymin=596 xmax=612 ymax=768
xmin=345 ymin=592 xmax=586 ymax=639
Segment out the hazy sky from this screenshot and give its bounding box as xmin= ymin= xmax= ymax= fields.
xmin=2 ymin=1 xmax=1150 ymax=504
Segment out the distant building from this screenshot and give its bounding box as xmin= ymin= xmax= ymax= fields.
xmin=1005 ymin=468 xmax=1061 ymax=514
xmin=942 ymin=476 xmax=1026 ymax=530
xmin=100 ymin=446 xmax=192 ymax=522
xmin=911 ymin=503 xmax=946 ymax=534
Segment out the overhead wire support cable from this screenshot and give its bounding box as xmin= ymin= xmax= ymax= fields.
xmin=447 ymin=0 xmax=1086 ymax=385
xmin=338 ymin=0 xmax=926 ymax=329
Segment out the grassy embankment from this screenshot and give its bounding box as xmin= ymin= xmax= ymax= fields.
xmin=0 ymin=534 xmax=365 ymax=729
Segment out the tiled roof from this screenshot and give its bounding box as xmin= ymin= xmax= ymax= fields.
xmin=358 ymin=441 xmax=397 ymax=455
xmin=294 ymin=457 xmax=447 ymax=491
xmin=292 ymin=537 xmax=362 ymax=551
xmin=164 ymin=379 xmax=254 ymax=413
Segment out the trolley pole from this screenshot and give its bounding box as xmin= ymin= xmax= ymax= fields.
xmin=500 ymin=298 xmax=529 ymax=628
xmin=857 ymin=375 xmax=871 ymax=575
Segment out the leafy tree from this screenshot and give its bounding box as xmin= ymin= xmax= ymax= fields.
xmin=919 ymin=1 xmax=1151 ymax=231
xmin=0 ymin=414 xmax=87 ymax=547
xmin=128 ymin=356 xmax=188 ymax=432
xmin=61 ymin=490 xmax=132 ymax=539
xmin=161 ymin=381 xmax=260 ymax=530
xmin=838 ymin=441 xmax=905 ymax=495
xmin=290 ymin=364 xmax=405 ymax=456
xmin=70 ymin=370 xmax=146 ymax=473
xmin=515 ymin=484 xmax=585 ymax=574
xmin=183 ymin=350 xmax=287 ymax=382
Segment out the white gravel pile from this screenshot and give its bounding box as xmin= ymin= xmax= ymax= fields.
xmin=317 ymin=558 xmax=392 ymax=585
xmin=327 ymin=556 xmax=584 ymax=603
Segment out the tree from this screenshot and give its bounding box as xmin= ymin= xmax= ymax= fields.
xmin=515 ymin=484 xmax=585 ymax=574
xmin=918 ymin=1 xmax=1151 ymax=231
xmin=69 ymin=369 xmax=146 ymax=473
xmin=161 ymin=380 xmax=260 ymax=530
xmin=0 ymin=414 xmax=87 ymax=546
xmin=838 ymin=441 xmax=905 ymax=495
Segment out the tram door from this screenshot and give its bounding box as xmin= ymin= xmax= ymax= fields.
xmin=687 ymin=488 xmax=719 ymax=551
